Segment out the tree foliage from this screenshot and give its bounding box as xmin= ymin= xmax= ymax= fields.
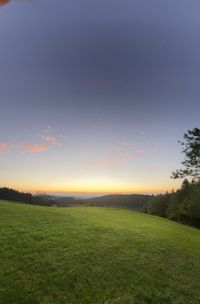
xmin=145 ymin=179 xmax=200 ymax=228
xmin=171 ymin=127 xmax=200 ymax=181
xmin=0 ymin=187 xmax=56 ymax=206
xmin=145 ymin=128 xmax=200 ymax=228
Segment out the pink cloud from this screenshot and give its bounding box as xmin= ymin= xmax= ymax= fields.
xmin=41 ymin=132 xmax=60 ymax=145
xmin=0 ymin=144 xmax=12 ymax=154
xmin=24 ymin=144 xmax=49 ymax=154
xmin=108 ymin=141 xmax=144 ymax=158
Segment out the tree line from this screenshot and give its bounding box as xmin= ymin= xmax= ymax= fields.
xmin=0 ymin=187 xmax=150 ymax=209
xmin=145 ymin=127 xmax=200 ymax=228
xmin=0 ymin=187 xmax=55 ymax=206
xmin=144 ymin=179 xmax=200 ymax=227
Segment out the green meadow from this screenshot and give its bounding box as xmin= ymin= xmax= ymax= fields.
xmin=0 ymin=200 xmax=200 ymax=304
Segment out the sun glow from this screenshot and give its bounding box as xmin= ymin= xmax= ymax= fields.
xmin=7 ymin=178 xmax=181 ymax=195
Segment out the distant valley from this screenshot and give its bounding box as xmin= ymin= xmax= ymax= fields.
xmin=47 ymin=194 xmax=150 ymax=209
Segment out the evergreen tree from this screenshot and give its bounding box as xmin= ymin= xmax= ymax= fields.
xmin=171 ymin=128 xmax=200 ymax=181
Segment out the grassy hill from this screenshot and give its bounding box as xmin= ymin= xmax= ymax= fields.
xmin=0 ymin=200 xmax=200 ymax=304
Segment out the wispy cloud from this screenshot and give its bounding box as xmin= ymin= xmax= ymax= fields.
xmin=0 ymin=143 xmax=49 ymax=155
xmin=41 ymin=132 xmax=60 ymax=145
xmin=0 ymin=144 xmax=12 ymax=154
xmin=108 ymin=141 xmax=144 ymax=157
xmin=0 ymin=126 xmax=64 ymax=156
xmin=23 ymin=144 xmax=49 ymax=154
xmin=81 ymin=141 xmax=144 ymax=171
xmin=39 ymin=127 xmax=63 ymax=145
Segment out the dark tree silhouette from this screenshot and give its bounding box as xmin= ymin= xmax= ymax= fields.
xmin=145 ymin=128 xmax=200 ymax=228
xmin=171 ymin=128 xmax=200 ymax=181
xmin=0 ymin=187 xmax=32 ymax=203
xmin=145 ymin=179 xmax=200 ymax=227
xmin=0 ymin=187 xmax=56 ymax=206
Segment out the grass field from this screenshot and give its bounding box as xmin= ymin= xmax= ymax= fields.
xmin=0 ymin=200 xmax=200 ymax=304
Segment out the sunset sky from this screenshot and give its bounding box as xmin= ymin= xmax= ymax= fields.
xmin=0 ymin=0 xmax=200 ymax=195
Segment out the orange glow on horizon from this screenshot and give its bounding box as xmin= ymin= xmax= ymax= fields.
xmin=9 ymin=182 xmax=181 ymax=195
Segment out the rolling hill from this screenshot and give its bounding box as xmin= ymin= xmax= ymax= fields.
xmin=53 ymin=194 xmax=150 ymax=209
xmin=0 ymin=200 xmax=200 ymax=304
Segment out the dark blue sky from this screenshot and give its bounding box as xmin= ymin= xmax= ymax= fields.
xmin=0 ymin=0 xmax=200 ymax=193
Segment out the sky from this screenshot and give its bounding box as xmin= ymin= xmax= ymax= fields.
xmin=0 ymin=0 xmax=200 ymax=195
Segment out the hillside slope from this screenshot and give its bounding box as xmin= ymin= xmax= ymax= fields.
xmin=0 ymin=200 xmax=200 ymax=304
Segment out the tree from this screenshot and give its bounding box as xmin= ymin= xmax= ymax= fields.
xmin=146 ymin=193 xmax=170 ymax=217
xmin=171 ymin=128 xmax=200 ymax=181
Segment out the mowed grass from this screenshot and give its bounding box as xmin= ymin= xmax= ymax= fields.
xmin=0 ymin=201 xmax=200 ymax=304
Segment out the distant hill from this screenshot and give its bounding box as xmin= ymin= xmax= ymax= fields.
xmin=51 ymin=196 xmax=80 ymax=206
xmin=83 ymin=194 xmax=150 ymax=209
xmin=0 ymin=187 xmax=150 ymax=209
xmin=53 ymin=194 xmax=150 ymax=209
